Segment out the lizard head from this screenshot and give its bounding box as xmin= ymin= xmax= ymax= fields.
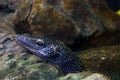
xmin=16 ymin=34 xmax=71 ymax=64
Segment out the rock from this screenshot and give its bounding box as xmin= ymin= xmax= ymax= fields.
xmin=0 ymin=0 xmax=24 ymax=34
xmin=59 ymin=72 xmax=110 ymax=80
xmin=27 ymin=0 xmax=77 ymax=44
xmin=0 ymin=0 xmax=22 ymax=11
xmin=0 ymin=0 xmax=120 ymax=80
xmin=13 ymin=0 xmax=120 ymax=47
xmin=80 ymin=45 xmax=120 ymax=80
xmin=0 ymin=44 xmax=59 ymax=80
xmin=0 ymin=28 xmax=59 ymax=80
xmin=88 ymin=0 xmax=120 ymax=31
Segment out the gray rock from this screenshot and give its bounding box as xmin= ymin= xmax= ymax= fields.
xmin=59 ymin=72 xmax=110 ymax=80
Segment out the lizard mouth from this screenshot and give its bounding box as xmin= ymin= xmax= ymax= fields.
xmin=16 ymin=34 xmax=31 ymax=46
xmin=16 ymin=34 xmax=40 ymax=53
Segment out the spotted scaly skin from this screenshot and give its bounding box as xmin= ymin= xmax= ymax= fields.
xmin=16 ymin=34 xmax=85 ymax=74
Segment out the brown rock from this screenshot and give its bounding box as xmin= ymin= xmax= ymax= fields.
xmin=14 ymin=0 xmax=120 ymax=46
xmin=27 ymin=0 xmax=77 ymax=44
xmin=80 ymin=45 xmax=120 ymax=80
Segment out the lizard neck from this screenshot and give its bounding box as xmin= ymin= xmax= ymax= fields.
xmin=57 ymin=55 xmax=85 ymax=74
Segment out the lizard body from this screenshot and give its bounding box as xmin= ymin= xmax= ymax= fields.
xmin=16 ymin=34 xmax=85 ymax=74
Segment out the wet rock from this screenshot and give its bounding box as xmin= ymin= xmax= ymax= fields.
xmin=59 ymin=71 xmax=110 ymax=80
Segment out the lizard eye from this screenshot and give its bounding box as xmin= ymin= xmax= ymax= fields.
xmin=36 ymin=39 xmax=44 ymax=45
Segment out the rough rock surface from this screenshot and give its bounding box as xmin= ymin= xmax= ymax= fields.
xmin=14 ymin=0 xmax=120 ymax=46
